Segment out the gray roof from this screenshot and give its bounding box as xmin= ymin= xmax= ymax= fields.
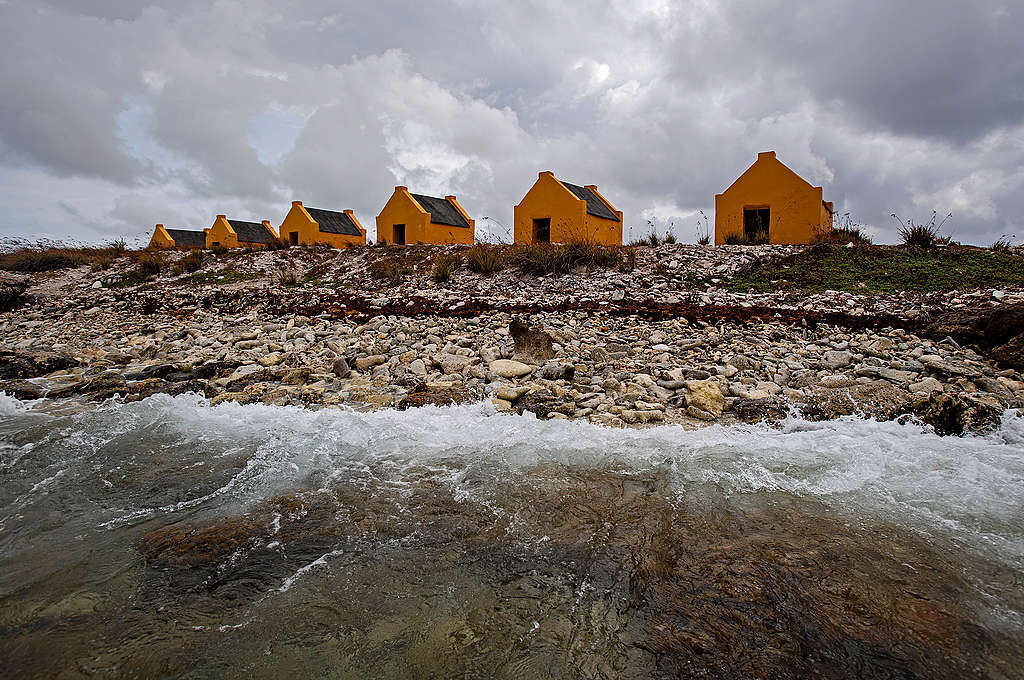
xmin=306 ymin=207 xmax=362 ymax=236
xmin=164 ymin=228 xmax=206 ymax=248
xmin=228 ymin=219 xmax=276 ymax=244
xmin=560 ymin=181 xmax=619 ymax=221
xmin=410 ymin=193 xmax=471 ymax=228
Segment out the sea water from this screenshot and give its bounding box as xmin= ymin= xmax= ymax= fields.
xmin=1 ymin=393 xmax=1022 ymax=678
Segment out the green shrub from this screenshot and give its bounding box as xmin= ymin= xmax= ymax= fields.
xmin=695 ymin=211 xmax=712 ymax=245
xmin=266 ymin=237 xmax=290 ymax=251
xmin=136 ymin=253 xmax=164 ymax=277
xmin=465 ymin=245 xmax=505 ymax=275
xmin=899 ymin=224 xmax=940 ymax=249
xmin=723 ymin=232 xmax=747 ymax=245
xmin=815 ymin=226 xmax=873 ymax=245
xmin=432 ymin=252 xmax=461 ymax=282
xmin=211 ymin=244 xmax=229 ymax=256
xmin=91 ymin=256 xmax=116 ymax=272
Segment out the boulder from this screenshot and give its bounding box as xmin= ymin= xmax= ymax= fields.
xmin=509 ymin=317 xmax=554 ymax=365
xmin=990 ymin=333 xmax=1024 ymax=370
xmin=396 ymin=382 xmax=477 ymax=410
xmin=683 ymin=379 xmax=725 ymax=418
xmin=914 ymin=393 xmax=1004 ymax=436
xmin=354 ymin=355 xmax=387 ymax=371
xmin=331 ymin=357 xmax=351 ymax=378
xmin=926 ymin=303 xmax=1024 ymax=349
xmin=436 ymin=353 xmax=474 ymax=375
xmin=733 ymin=398 xmax=790 ymax=424
xmin=822 ymin=350 xmax=852 ymax=370
xmin=0 ymin=350 xmax=78 ymax=380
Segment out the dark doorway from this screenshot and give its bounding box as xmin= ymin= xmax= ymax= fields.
xmin=289 ymin=232 xmax=299 ymax=246
xmin=743 ymin=208 xmax=770 ymax=243
xmin=393 ymin=224 xmax=406 ymax=245
xmin=533 ymin=218 xmax=551 ymax=243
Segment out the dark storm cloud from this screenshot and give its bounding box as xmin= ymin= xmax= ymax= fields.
xmin=0 ymin=0 xmax=1021 ymax=245
xmin=712 ymin=0 xmax=1024 ymax=143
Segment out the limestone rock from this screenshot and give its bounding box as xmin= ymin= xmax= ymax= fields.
xmin=684 ymin=379 xmax=725 ymax=417
xmin=355 ymin=355 xmax=386 ymax=371
xmin=490 ymin=359 xmax=533 ymax=379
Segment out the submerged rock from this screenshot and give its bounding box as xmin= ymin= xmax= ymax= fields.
xmin=0 ymin=350 xmax=77 ymax=380
xmin=396 ymin=382 xmax=477 ymax=410
xmin=915 ymin=393 xmax=1004 ymax=436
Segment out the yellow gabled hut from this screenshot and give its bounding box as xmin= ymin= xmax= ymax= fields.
xmin=148 ymin=224 xmax=207 ymax=249
xmin=205 ymin=215 xmax=278 ymax=249
xmin=514 ymin=171 xmax=623 ymax=245
xmin=278 ymin=201 xmax=366 ymax=247
xmin=375 ymin=187 xmax=475 ymax=245
xmin=715 ymin=151 xmax=834 ymax=245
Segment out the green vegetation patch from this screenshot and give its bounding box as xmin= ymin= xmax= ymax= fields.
xmin=179 ymin=267 xmax=263 ymax=286
xmin=724 ymin=244 xmax=1024 ymax=294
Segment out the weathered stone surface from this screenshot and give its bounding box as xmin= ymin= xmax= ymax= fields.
xmin=437 ymin=353 xmax=474 ymax=375
xmin=926 ymin=303 xmax=1024 ymax=349
xmin=355 ymin=355 xmax=387 ymax=371
xmin=331 ymin=357 xmax=351 ymax=377
xmin=509 ymin=317 xmax=554 ymax=365
xmin=909 ymin=377 xmax=944 ymax=395
xmin=822 ymin=350 xmax=852 ymax=370
xmin=990 ymin=333 xmax=1024 ymax=370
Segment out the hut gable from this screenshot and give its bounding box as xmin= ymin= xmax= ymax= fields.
xmin=149 ymin=223 xmax=206 ymax=249
xmin=206 ymin=215 xmax=278 ymax=249
xmin=375 ymin=186 xmax=475 ymax=245
xmin=277 ymin=202 xmax=366 ymax=247
xmin=714 ymin=151 xmax=834 ymax=245
xmin=513 ymin=171 xmax=623 ymax=245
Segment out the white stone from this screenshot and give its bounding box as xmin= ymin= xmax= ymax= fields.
xmin=489 ymin=359 xmax=533 ymax=378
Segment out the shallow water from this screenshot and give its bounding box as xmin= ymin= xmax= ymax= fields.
xmin=1 ymin=393 xmax=1022 ymax=679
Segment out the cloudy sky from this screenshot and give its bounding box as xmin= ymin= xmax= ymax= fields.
xmin=1 ymin=0 xmax=1022 ymax=246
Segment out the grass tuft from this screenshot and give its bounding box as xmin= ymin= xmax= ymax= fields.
xmin=515 ymin=243 xmax=621 ymax=275
xmin=368 ymin=259 xmax=410 ymax=284
xmin=465 ymin=245 xmax=505 ymax=275
xmin=432 ymin=252 xmax=461 ymax=282
xmin=172 ymin=250 xmax=205 ymax=275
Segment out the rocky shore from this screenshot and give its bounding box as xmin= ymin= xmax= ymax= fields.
xmin=2 ymin=243 xmax=1022 ymax=435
